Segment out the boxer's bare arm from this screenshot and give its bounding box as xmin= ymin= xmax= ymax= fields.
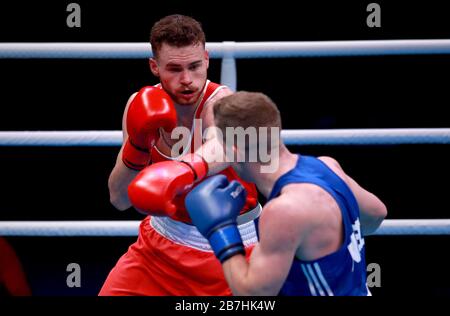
xmin=196 ymin=87 xmax=234 ymax=175
xmin=318 ymin=156 xmax=387 ymax=235
xmin=222 ymin=197 xmax=306 ymax=295
xmin=201 ymin=87 xmax=233 ymax=128
xmin=344 ymin=175 xmax=387 ymax=235
xmin=108 ymin=93 xmax=139 ymax=211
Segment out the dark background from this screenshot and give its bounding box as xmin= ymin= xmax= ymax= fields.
xmin=0 ymin=0 xmax=449 ymax=296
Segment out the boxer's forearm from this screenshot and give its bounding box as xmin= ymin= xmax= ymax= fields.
xmin=222 ymin=254 xmax=278 ymax=296
xmin=108 ymin=147 xmax=139 ymax=211
xmin=194 ymin=137 xmax=232 ymax=176
xmin=222 ymin=254 xmax=253 ymax=296
xmin=222 ymin=243 xmax=288 ymax=296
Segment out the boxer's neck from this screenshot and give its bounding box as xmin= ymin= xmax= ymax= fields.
xmin=246 ymin=146 xmax=298 ymax=198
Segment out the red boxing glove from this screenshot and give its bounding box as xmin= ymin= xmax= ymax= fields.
xmin=122 ymin=86 xmax=177 ymax=170
xmin=128 ymin=154 xmax=208 ymax=217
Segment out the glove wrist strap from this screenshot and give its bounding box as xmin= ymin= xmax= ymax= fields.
xmin=208 ymin=225 xmax=245 ymax=263
xmin=122 ymin=140 xmax=151 ymax=171
xmin=181 ymin=153 xmax=208 ymax=181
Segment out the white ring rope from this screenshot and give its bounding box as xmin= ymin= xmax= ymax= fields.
xmin=1 ymin=40 xmax=450 ymax=58
xmin=3 ymin=40 xmax=449 ymax=91
xmin=0 ymin=220 xmax=449 ymax=236
xmin=0 ymin=131 xmax=122 ymax=146
xmin=375 ymin=220 xmax=450 ymax=236
xmin=2 ymin=42 xmax=447 ymax=239
xmin=0 ymin=129 xmax=449 ymax=146
xmin=0 ymin=221 xmax=139 ymax=237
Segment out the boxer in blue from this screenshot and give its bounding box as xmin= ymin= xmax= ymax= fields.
xmin=185 ymin=91 xmax=387 ymax=296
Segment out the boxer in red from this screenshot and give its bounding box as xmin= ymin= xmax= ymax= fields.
xmin=0 ymin=237 xmax=32 ymax=296
xmin=100 ymin=14 xmax=260 ymax=296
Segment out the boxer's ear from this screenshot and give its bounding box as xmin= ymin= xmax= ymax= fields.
xmin=149 ymin=58 xmax=159 ymax=77
xmin=204 ymin=50 xmax=209 ymax=70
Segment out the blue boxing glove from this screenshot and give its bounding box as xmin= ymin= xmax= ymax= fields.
xmin=185 ymin=175 xmax=247 ymax=263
